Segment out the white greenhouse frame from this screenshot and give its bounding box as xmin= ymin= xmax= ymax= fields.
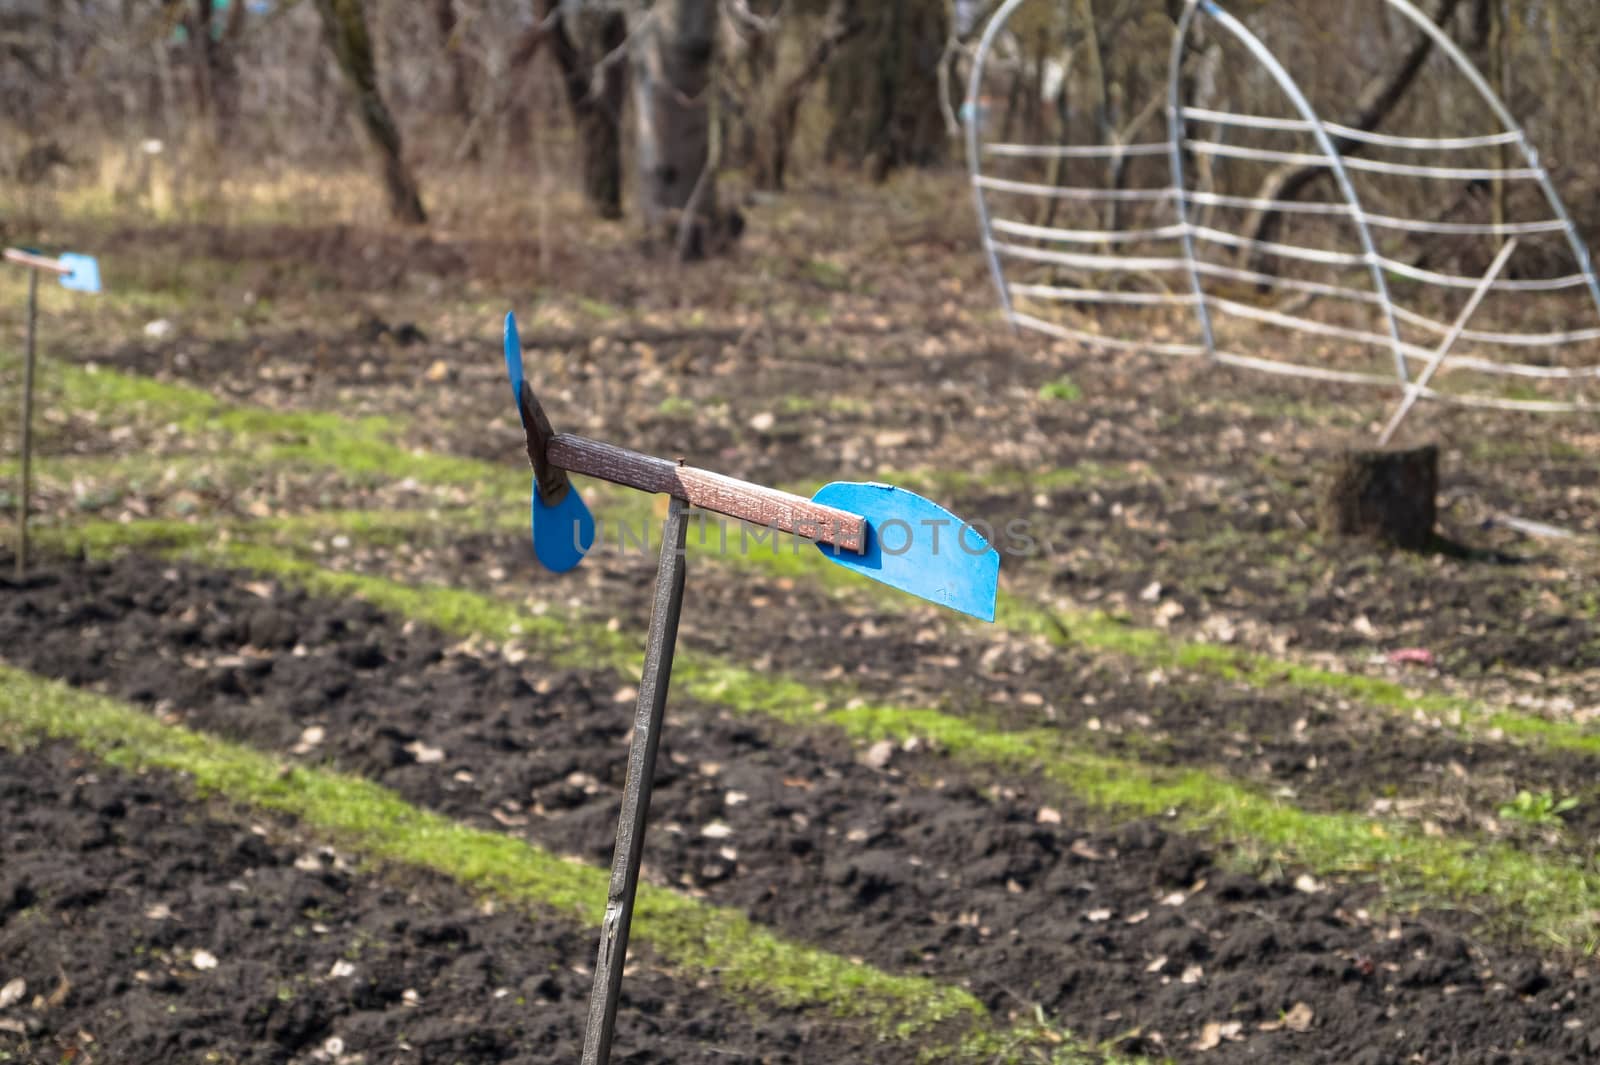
xmin=965 ymin=0 xmax=1600 ymax=413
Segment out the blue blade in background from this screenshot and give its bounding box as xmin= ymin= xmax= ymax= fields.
xmin=504 ymin=311 xmax=594 ymax=573
xmin=58 ymin=253 xmax=101 ymax=294
xmin=811 ymin=482 xmax=999 ymax=622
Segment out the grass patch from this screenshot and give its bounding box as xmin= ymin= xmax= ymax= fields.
xmin=0 ymin=664 xmax=1132 ymax=1064
xmin=37 ymin=454 xmax=1600 ymax=765
xmin=1038 ymin=375 xmax=1082 ymax=403
xmin=16 ymin=359 xmax=526 ymax=499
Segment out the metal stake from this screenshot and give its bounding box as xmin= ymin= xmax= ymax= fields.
xmin=16 ymin=268 xmax=39 ymax=578
xmin=580 ymin=494 xmax=690 ymax=1065
xmin=1378 ymin=237 xmax=1518 ymax=447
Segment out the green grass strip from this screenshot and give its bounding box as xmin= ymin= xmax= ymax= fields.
xmin=33 ymin=459 xmax=1600 ymax=765
xmin=0 ymin=664 xmax=1135 ymax=1064
xmin=513 ymin=491 xmax=1600 ymax=757
xmin=21 ymin=360 xmax=1599 ymax=754
xmin=59 ymin=528 xmax=1598 ymax=952
xmin=4 ymin=357 xmax=523 ymax=497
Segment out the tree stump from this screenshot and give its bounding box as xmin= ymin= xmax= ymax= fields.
xmin=1318 ymin=443 xmax=1439 ymax=550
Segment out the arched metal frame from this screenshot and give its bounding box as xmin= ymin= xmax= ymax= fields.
xmin=1381 ymin=0 xmax=1600 ymax=331
xmin=1169 ymin=0 xmax=1411 ymax=385
xmin=966 ymin=0 xmax=1600 ymax=413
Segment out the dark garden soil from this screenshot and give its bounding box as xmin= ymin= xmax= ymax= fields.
xmin=3 ymin=553 xmax=1596 ymax=1063
xmin=74 ymin=279 xmax=1600 ymax=688
xmin=397 ymin=528 xmax=1600 ymax=849
xmin=10 ymin=190 xmax=1591 ymax=713
xmin=0 ymin=742 xmax=893 ymax=1065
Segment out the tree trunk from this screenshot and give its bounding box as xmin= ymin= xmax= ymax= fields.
xmin=1070 ymin=0 xmax=1117 ymax=226
xmin=541 ymin=0 xmax=628 ymax=219
xmin=749 ymin=0 xmax=862 ymax=191
xmin=183 ymin=0 xmax=245 ymax=144
xmin=433 ymin=0 xmax=472 ymax=121
xmin=824 ymin=0 xmax=948 ymax=180
xmin=633 ymin=0 xmax=733 ymax=259
xmin=1319 ymin=444 xmax=1439 ymax=550
xmin=312 ymin=0 xmax=427 ymax=225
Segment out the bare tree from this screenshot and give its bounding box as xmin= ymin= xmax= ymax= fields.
xmin=632 ymin=0 xmax=736 ymax=258
xmin=540 ymin=0 xmax=629 ymax=219
xmin=179 ymin=0 xmax=248 ymax=143
xmin=1240 ymin=0 xmax=1466 ymax=268
xmin=824 ymin=0 xmax=949 ymax=181
xmin=726 ymin=0 xmax=862 ymax=191
xmin=312 ymin=0 xmax=428 ymax=224
xmin=433 ymin=0 xmax=473 ymax=123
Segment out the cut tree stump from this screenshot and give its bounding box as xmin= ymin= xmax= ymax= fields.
xmin=1318 ymin=443 xmax=1439 ymax=550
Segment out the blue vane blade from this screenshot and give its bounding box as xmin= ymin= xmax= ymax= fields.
xmin=505 ymin=311 xmax=593 ymax=574
xmin=811 ymin=482 xmax=999 ymax=622
xmin=58 ymin=253 xmax=101 ymax=294
xmin=503 ymin=311 xmax=526 ymax=408
xmin=532 ymin=476 xmax=595 ymax=573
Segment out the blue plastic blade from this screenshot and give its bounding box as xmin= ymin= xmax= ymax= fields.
xmin=811 ymin=482 xmax=999 ymax=622
xmin=504 ymin=311 xmax=594 ymax=573
xmin=503 ymin=311 xmax=527 ymax=405
xmin=531 ymin=477 xmax=596 ymax=573
xmin=58 ymin=253 xmax=101 ymax=294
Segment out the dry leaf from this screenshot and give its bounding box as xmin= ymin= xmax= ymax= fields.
xmin=1069 ymin=839 xmax=1104 ymax=861
xmin=1193 ymin=1021 xmax=1242 ymax=1051
xmin=405 ymin=740 xmax=444 ymax=764
xmin=861 ymin=740 xmax=895 ymax=769
xmin=0 ymin=978 xmax=25 ymax=1010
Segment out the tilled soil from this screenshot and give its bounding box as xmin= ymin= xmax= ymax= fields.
xmin=3 ymin=554 xmax=1596 ymax=1063
xmin=60 ymin=199 xmax=1599 ymax=687
xmin=68 ymin=299 xmax=1600 ymax=684
xmin=379 ymin=528 xmax=1600 ymax=849
xmin=0 ymin=743 xmax=890 ymax=1064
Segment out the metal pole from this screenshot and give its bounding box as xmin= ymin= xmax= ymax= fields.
xmin=1378 ymin=238 xmax=1518 ymax=447
xmin=1192 ymin=0 xmax=1413 ymax=386
xmin=580 ymin=494 xmax=689 ymax=1065
xmin=964 ymin=0 xmax=1027 ymax=330
xmin=17 ymin=268 xmax=38 ymax=578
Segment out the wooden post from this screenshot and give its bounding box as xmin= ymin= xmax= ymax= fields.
xmin=1318 ymin=443 xmax=1439 ymax=551
xmin=581 ymin=496 xmax=690 ymax=1065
